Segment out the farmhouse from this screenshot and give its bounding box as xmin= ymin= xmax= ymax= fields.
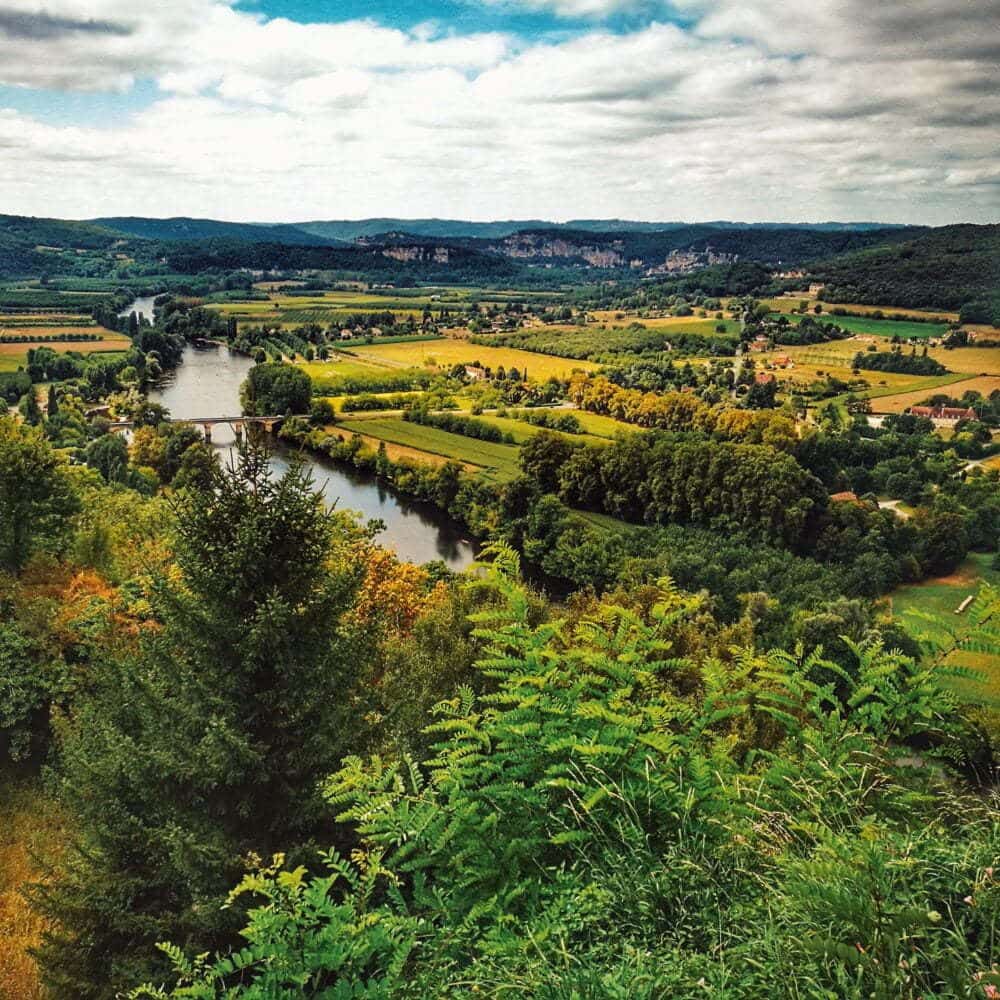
xmin=755 ymin=372 xmax=776 ymax=385
xmin=907 ymin=405 xmax=977 ymax=425
xmin=464 ymin=365 xmax=487 ymax=381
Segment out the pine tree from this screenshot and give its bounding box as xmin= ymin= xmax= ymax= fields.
xmin=46 ymin=384 xmax=59 ymax=418
xmin=33 ymin=442 xmax=369 ymax=999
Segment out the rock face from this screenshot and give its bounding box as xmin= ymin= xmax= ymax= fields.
xmin=490 ymin=233 xmax=627 ymax=268
xmin=381 ymin=245 xmax=451 ymax=263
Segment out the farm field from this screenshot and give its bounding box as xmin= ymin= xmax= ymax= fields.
xmin=756 ymin=345 xmax=959 ymax=394
xmin=335 ymin=431 xmax=479 ymax=472
xmin=349 ymin=339 xmax=598 ymax=380
xmin=0 ymin=333 xmax=132 ymax=374
xmin=867 ymin=376 xmax=1000 ymax=414
xmin=338 ymin=416 xmax=522 ymax=481
xmin=299 ymin=355 xmax=402 ymax=380
xmin=208 ymin=286 xmax=555 ymax=330
xmin=891 ymin=553 xmax=1000 ymax=701
xmin=763 ymin=297 xmax=959 ymax=323
xmin=588 ymin=311 xmax=732 ymax=328
xmin=569 ymin=410 xmax=642 ymax=438
xmin=927 ymin=346 xmax=1000 ymax=375
xmin=783 ymin=313 xmax=950 ymax=340
xmin=764 ymin=340 xmax=1000 ymax=377
xmin=461 ymin=412 xmax=607 ymax=448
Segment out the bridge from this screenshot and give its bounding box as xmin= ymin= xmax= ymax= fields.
xmin=108 ymin=415 xmax=285 ymax=442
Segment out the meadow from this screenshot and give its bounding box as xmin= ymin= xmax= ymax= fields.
xmin=338 ymin=415 xmax=522 ymax=481
xmin=890 ymin=552 xmax=1000 ymax=701
xmin=783 ymin=312 xmax=950 ymax=340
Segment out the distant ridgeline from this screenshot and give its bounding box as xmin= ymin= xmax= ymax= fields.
xmin=0 ymin=213 xmax=997 ymax=318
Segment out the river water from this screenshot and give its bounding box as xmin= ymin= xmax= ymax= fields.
xmin=148 ymin=343 xmax=478 ymax=570
xmin=119 ymin=296 xmax=158 ymax=323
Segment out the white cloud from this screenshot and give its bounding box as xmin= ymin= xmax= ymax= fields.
xmin=0 ymin=0 xmax=996 ymax=222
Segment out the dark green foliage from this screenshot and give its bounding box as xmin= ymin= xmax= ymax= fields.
xmin=240 ymin=362 xmax=312 ymax=415
xmin=33 ymin=444 xmax=367 ymax=999
xmin=138 ymin=557 xmax=1000 ymax=1000
xmin=85 ymin=433 xmax=129 ymax=483
xmin=558 ymin=431 xmax=823 ymax=545
xmin=505 ymin=408 xmax=583 ymax=433
xmin=854 ymin=350 xmax=949 ymax=375
xmin=0 ymin=622 xmax=65 ymax=763
xmin=815 ymin=223 xmax=1000 ymax=314
xmin=0 ymin=417 xmax=78 ymax=571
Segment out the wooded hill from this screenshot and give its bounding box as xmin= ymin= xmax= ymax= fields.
xmin=813 ymin=224 xmax=1000 ymax=320
xmin=1 ymin=215 xmax=997 ymax=317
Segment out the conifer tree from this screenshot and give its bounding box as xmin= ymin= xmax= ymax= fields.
xmin=33 ymin=442 xmax=368 ymax=999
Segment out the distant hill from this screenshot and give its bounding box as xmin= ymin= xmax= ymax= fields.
xmin=93 ymin=217 xmax=345 ymax=247
xmin=383 ymin=225 xmax=927 ymax=267
xmin=813 ymin=223 xmax=1000 ymax=317
xmin=0 ymin=214 xmax=125 ymax=276
xmin=295 ymin=218 xmax=911 ymax=242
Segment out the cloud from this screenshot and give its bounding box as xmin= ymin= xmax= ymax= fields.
xmin=477 ymin=0 xmax=649 ymax=17
xmin=0 ymin=7 xmax=131 ymax=39
xmin=0 ymin=0 xmax=995 ymax=223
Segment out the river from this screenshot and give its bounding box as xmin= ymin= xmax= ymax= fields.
xmin=119 ymin=296 xmax=158 ymax=323
xmin=147 ymin=343 xmax=478 ymax=570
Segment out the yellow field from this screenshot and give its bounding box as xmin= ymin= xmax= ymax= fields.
xmin=928 ymin=347 xmax=1000 ymax=375
xmin=761 ymin=340 xmax=999 ymax=376
xmin=588 ymin=311 xmax=728 ymax=327
xmin=0 ymin=333 xmax=132 ymax=354
xmin=868 ymin=376 xmax=1000 ymax=414
xmin=349 ymin=340 xmax=599 ymax=381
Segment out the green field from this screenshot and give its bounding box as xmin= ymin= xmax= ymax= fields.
xmin=784 ymin=313 xmax=949 ymax=340
xmin=464 ymin=412 xmax=606 ymax=448
xmin=338 ymin=416 xmax=522 ymax=481
xmin=569 ymin=410 xmax=642 ymax=439
xmin=892 ymin=553 xmax=1000 ymax=701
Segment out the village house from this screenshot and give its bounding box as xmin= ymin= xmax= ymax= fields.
xmin=464 ymin=365 xmax=487 ymax=381
xmin=755 ymin=372 xmax=776 ymax=385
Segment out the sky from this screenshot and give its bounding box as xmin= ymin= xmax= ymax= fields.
xmin=0 ymin=0 xmax=997 ymax=225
